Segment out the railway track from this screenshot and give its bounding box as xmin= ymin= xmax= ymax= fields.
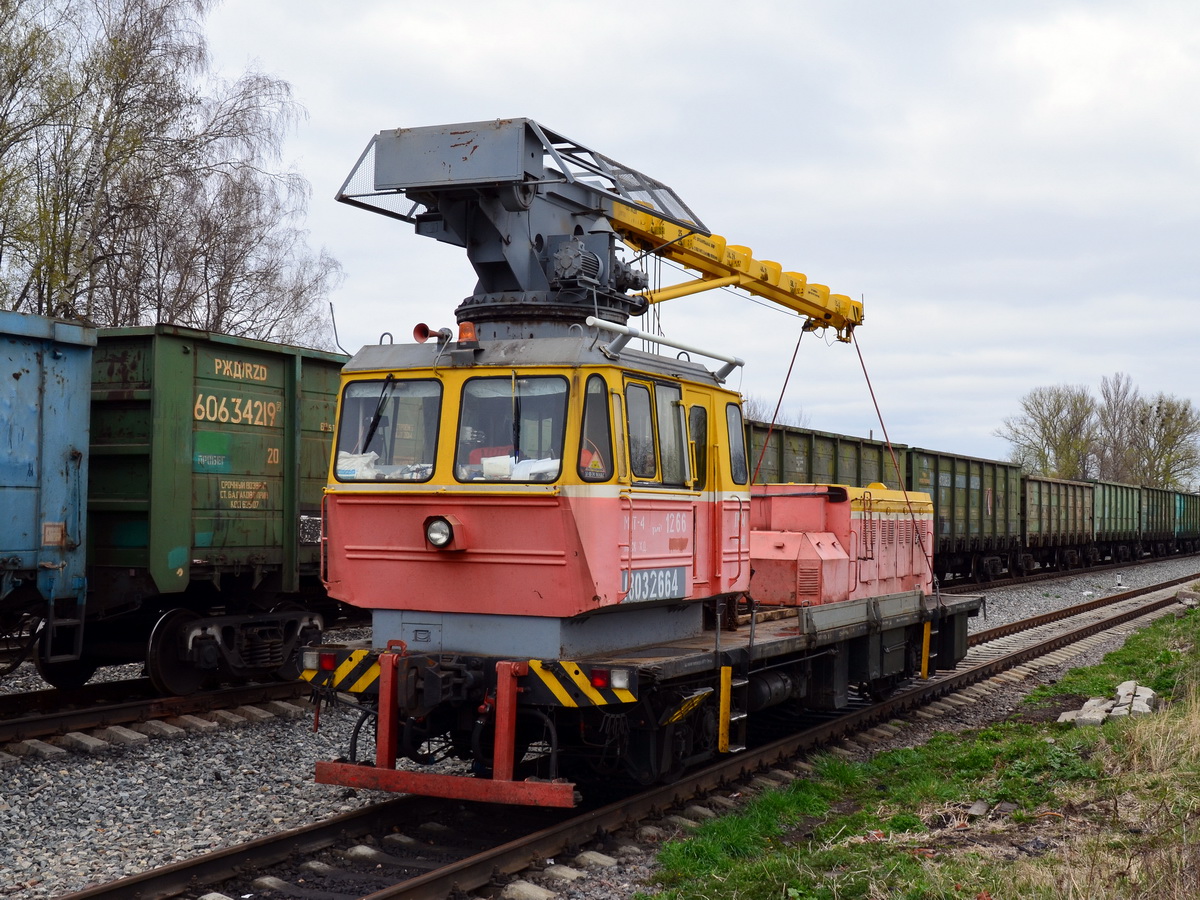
xmin=968 ymin=569 xmax=1200 ymax=645
xmin=0 ymin=623 xmax=370 ymax=746
xmin=941 ymin=551 xmax=1200 ymax=593
xmin=0 ymin=678 xmax=311 ymax=746
xmin=52 ymin=572 xmax=1198 ymax=900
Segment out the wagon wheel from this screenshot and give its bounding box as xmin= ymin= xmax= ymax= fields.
xmin=146 ymin=609 xmax=205 ymax=696
xmin=970 ymin=555 xmax=989 ymax=583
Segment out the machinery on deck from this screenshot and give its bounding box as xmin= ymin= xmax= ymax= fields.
xmin=302 ymin=118 xmax=979 ymax=806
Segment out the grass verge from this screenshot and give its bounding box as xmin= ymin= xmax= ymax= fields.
xmin=642 ymin=603 xmax=1200 ymax=900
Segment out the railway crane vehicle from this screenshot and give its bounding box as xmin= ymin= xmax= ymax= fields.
xmin=302 ymin=118 xmax=982 ymax=807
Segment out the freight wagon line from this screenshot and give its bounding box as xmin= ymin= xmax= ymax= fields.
xmin=745 ymin=419 xmax=1200 ymax=585
xmin=2 ymin=309 xmax=349 ymax=696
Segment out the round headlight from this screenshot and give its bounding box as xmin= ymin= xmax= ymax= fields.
xmin=426 ymin=517 xmax=453 ymax=547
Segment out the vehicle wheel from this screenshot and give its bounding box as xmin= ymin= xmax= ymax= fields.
xmin=865 ymin=675 xmax=900 ymax=702
xmin=969 ymin=555 xmax=981 ymax=583
xmin=34 ymin=653 xmax=97 ymax=690
xmin=146 ymin=609 xmax=205 ymax=696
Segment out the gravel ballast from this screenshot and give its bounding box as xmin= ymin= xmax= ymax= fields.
xmin=2 ymin=561 xmax=1198 ymax=899
xmin=964 ymin=558 xmax=1200 ymax=631
xmin=0 ymin=702 xmax=380 ymax=897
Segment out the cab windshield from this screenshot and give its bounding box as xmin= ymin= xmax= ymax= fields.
xmin=455 ymin=376 xmax=568 ymax=482
xmin=334 ymin=378 xmax=441 ymax=481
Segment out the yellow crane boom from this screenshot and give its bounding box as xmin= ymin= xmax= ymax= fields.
xmin=608 ymin=204 xmax=863 ymax=342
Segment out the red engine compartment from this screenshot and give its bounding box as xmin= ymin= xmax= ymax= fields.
xmin=748 ymin=483 xmax=934 ymax=606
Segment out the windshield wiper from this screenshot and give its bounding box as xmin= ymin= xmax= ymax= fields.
xmin=360 ymin=374 xmax=395 ymax=453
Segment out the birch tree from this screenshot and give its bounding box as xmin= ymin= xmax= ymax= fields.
xmin=0 ymin=0 xmax=339 ymax=347
xmin=995 ymin=384 xmax=1097 ymax=480
xmin=998 ymin=375 xmax=1200 ymax=489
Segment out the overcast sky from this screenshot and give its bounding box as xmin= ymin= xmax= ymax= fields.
xmin=204 ymin=0 xmax=1198 ymax=463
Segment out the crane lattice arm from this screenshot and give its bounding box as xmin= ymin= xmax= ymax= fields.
xmin=336 ymin=118 xmax=862 ymax=341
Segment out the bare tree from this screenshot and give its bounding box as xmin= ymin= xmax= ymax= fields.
xmin=1130 ymin=394 xmax=1200 ymax=490
xmin=1094 ymin=372 xmax=1140 ymax=482
xmin=0 ymin=0 xmax=338 ymax=348
xmin=742 ymin=395 xmax=810 ymax=428
xmin=995 ymin=384 xmax=1097 ymax=479
xmin=998 ymin=376 xmax=1200 ymax=489
xmin=91 ymin=158 xmax=340 ymax=345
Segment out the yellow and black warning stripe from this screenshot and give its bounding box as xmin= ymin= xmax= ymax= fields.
xmin=523 ymin=659 xmax=638 ymax=707
xmin=301 ymin=651 xmax=637 ymax=707
xmin=301 ymin=649 xmax=381 ymax=694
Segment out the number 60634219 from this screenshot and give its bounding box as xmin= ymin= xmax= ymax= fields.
xmin=193 ymin=392 xmax=279 ymax=427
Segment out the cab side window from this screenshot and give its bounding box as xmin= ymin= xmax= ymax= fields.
xmin=579 ymin=375 xmax=613 ymax=481
xmin=689 ymin=405 xmax=707 ymax=491
xmin=726 ymin=403 xmax=749 ymax=484
xmin=655 ymin=383 xmax=687 ymax=485
xmin=626 ymin=383 xmax=656 ymax=479
xmin=625 ymin=380 xmax=691 ymax=487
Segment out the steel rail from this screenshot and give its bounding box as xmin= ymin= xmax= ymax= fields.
xmin=0 ymin=680 xmax=310 ymax=743
xmin=56 ymin=800 xmax=413 ymax=900
xmin=969 ymin=571 xmax=1199 ymax=645
xmin=943 ymin=555 xmax=1200 ymax=594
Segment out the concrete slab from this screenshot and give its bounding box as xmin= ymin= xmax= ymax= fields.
xmin=165 ymin=714 xmax=219 ymax=732
xmin=574 ymin=850 xmax=618 ymax=868
xmin=56 ymin=732 xmax=110 ymax=754
xmin=502 ymin=880 xmax=557 ymax=900
xmin=131 ymin=719 xmax=186 ymax=738
xmin=94 ymin=725 xmax=150 ymax=746
xmin=6 ymin=739 xmax=67 ymax=759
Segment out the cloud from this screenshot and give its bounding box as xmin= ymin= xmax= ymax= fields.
xmin=204 ymin=0 xmax=1200 ymax=464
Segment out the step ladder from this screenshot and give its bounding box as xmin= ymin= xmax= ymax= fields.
xmin=720 ymin=668 xmax=750 ymax=753
xmin=42 ymin=595 xmax=85 ymax=663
